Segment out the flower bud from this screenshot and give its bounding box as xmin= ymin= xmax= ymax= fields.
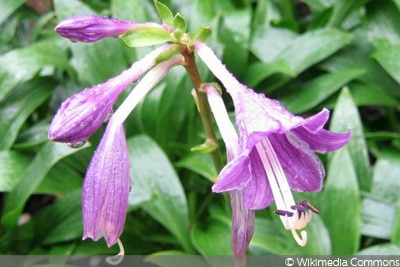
xmin=55 ymin=15 xmax=136 ymax=42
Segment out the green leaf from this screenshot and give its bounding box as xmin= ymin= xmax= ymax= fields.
xmin=176 ymin=154 xmax=217 ymax=182
xmin=1 ymin=142 xmax=89 ymax=228
xmin=366 ymin=1 xmax=400 ymax=44
xmin=330 ymin=87 xmax=372 ymax=192
xmin=0 ymin=78 xmax=54 ymax=150
xmin=282 ymin=68 xmax=365 ymax=113
xmin=174 ymin=13 xmax=187 ymax=40
xmin=357 ymin=243 xmax=400 ymax=255
xmin=154 ymin=0 xmax=175 ymax=27
xmin=373 ymin=41 xmax=400 ymax=86
xmin=392 ymin=208 xmax=400 ymax=245
xmin=191 ymin=217 xmax=232 ymax=255
xmin=0 ymin=40 xmax=71 ymax=101
xmin=319 ymin=148 xmax=360 ymax=254
xmin=350 ymin=83 xmax=400 ymax=107
xmin=361 ymin=198 xmax=396 ymax=239
xmin=33 ymin=190 xmax=83 ymax=245
xmin=250 ymin=215 xmax=331 ymax=255
xmin=277 ymin=28 xmax=353 ymax=75
xmin=127 ymin=135 xmax=192 ymax=252
xmin=121 ymin=26 xmax=171 ymax=48
xmin=327 ymin=0 xmax=369 ymax=28
xmin=244 ymin=60 xmax=295 ymax=88
xmin=0 ymin=0 xmax=25 ymax=25
xmin=0 ymin=151 xmax=30 ymax=192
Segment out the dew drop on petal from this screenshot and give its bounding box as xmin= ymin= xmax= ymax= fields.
xmin=67 ymin=141 xmax=86 ymax=148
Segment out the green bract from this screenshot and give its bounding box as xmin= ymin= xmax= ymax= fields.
xmin=120 ymin=25 xmax=171 ymax=47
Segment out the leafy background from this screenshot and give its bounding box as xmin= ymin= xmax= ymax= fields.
xmin=1 ymin=0 xmax=400 ymax=256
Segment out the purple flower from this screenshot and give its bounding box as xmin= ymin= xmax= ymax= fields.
xmin=206 ymin=84 xmax=254 ymax=256
xmin=55 ymin=15 xmax=137 ymax=43
xmin=48 ymin=45 xmax=175 ymax=144
xmin=82 ymin=119 xmax=130 ymax=247
xmin=196 ymin=42 xmax=351 ymax=246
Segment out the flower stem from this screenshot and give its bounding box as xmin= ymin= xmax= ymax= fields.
xmin=181 ymin=45 xmax=223 ymax=172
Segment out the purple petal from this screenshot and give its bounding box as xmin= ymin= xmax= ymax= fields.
xmin=230 ymin=189 xmax=255 ymax=256
xmin=212 ymin=154 xmax=251 ymax=192
xmin=242 ymin=149 xmax=274 ymax=209
xmin=299 ymin=108 xmax=330 ymax=132
xmin=268 ymin=133 xmax=325 ymax=192
xmin=55 ymin=15 xmax=136 ymax=42
xmin=82 ymin=121 xmax=130 ymax=247
xmin=292 ymin=126 xmax=352 ymax=153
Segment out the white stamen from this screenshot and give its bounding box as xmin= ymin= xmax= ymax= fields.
xmin=255 ymin=138 xmax=309 ymax=246
xmin=106 ymin=239 xmax=125 ymax=265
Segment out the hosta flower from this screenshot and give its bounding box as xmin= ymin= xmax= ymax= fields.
xmin=55 ymin=15 xmax=136 ymax=42
xmin=196 ymin=42 xmax=351 ymax=246
xmin=48 ymin=44 xmax=175 ymax=144
xmin=82 ymin=118 xmax=130 ymax=247
xmin=206 ymin=84 xmax=254 ymax=256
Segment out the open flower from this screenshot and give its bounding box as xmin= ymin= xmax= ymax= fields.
xmin=196 ymin=42 xmax=351 ymax=246
xmin=82 ymin=118 xmax=130 ymax=247
xmin=48 ymin=44 xmax=176 ymax=144
xmin=206 ymin=84 xmax=255 ymax=256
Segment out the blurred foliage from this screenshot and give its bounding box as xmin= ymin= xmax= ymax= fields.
xmin=0 ymin=0 xmax=400 ymax=256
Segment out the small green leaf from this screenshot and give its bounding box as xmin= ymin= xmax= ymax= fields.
xmin=1 ymin=142 xmax=89 ymax=228
xmin=154 ymin=0 xmax=174 ymax=27
xmin=174 ymin=13 xmax=187 ymax=40
xmin=128 ymin=135 xmax=193 ymax=252
xmin=282 ymin=68 xmax=366 ymax=113
xmin=121 ymin=26 xmax=171 ymax=47
xmin=190 ymin=142 xmax=218 ymax=154
xmin=361 ymin=198 xmax=396 ymax=239
xmin=319 ymin=148 xmax=361 ymax=254
xmin=192 ymin=26 xmax=212 ymax=43
xmin=330 ymin=88 xmax=372 ymax=192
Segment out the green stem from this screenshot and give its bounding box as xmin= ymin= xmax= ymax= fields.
xmin=181 ymin=45 xmax=223 ymax=172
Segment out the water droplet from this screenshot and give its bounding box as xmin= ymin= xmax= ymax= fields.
xmin=67 ymin=141 xmax=86 ymax=149
xmin=104 ymin=108 xmax=113 ymax=123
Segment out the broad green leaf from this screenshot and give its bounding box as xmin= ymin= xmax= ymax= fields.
xmin=319 ymin=148 xmax=360 ymax=254
xmin=300 ymin=0 xmax=333 ymax=12
xmin=327 ymin=0 xmax=369 ymax=28
xmin=370 ymin=150 xmax=400 ymax=205
xmin=0 ymin=151 xmax=30 ymax=192
xmin=392 ymin=209 xmax=400 ymax=245
xmin=111 ymin=0 xmax=154 ymax=21
xmin=250 ymin=215 xmax=331 ymax=255
xmin=361 ymin=198 xmax=396 ymax=239
xmin=350 ymin=83 xmax=400 ymax=107
xmin=0 ymin=0 xmax=25 ymax=25
xmin=53 ymin=0 xmax=94 ymax=19
xmin=366 ymin=1 xmax=400 ymax=44
xmin=30 ymin=190 xmax=83 ymax=245
xmin=244 ymin=60 xmax=295 ymax=88
xmin=277 ymin=28 xmax=353 ymax=75
xmin=282 ymin=68 xmax=365 ymax=113
xmin=36 ymin=163 xmax=82 ymax=195
xmin=121 ymin=26 xmax=171 ymax=48
xmin=176 ymin=154 xmax=217 ymax=182
xmin=191 ymin=217 xmax=232 ymax=255
xmin=0 ymin=40 xmax=71 ymax=101
xmin=1 ymin=142 xmax=89 ymax=228
xmin=357 ymin=243 xmax=400 ymax=255
xmin=330 ymin=88 xmax=372 ymax=192
xmin=373 ymin=41 xmax=400 ymax=86
xmin=0 ymin=78 xmax=54 ymax=150
xmin=127 ymin=135 xmax=193 ymax=252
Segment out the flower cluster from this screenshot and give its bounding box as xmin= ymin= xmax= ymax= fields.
xmin=49 ymin=6 xmax=351 ymax=258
